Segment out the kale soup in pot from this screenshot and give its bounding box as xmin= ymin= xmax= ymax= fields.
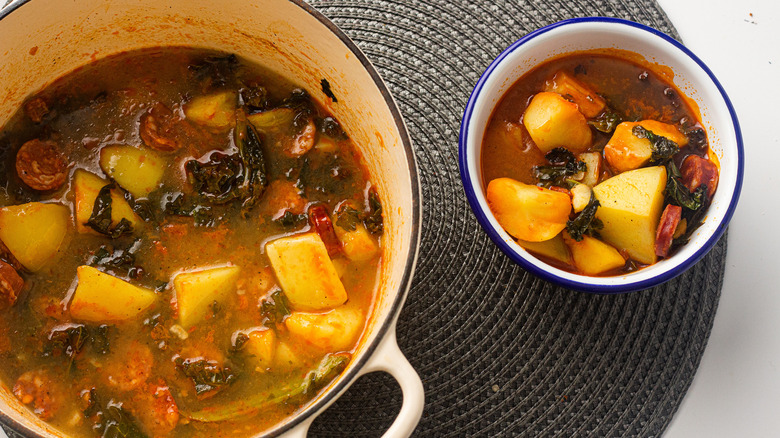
xmin=0 ymin=1 xmax=423 ymax=437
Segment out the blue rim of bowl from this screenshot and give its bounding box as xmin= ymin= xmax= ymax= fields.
xmin=458 ymin=16 xmax=744 ymax=294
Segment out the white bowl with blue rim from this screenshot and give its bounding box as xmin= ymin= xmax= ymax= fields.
xmin=458 ymin=17 xmax=743 ymax=293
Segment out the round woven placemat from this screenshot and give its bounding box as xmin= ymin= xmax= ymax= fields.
xmin=301 ymin=1 xmax=726 ymax=437
xmin=0 ymin=1 xmax=726 ymax=437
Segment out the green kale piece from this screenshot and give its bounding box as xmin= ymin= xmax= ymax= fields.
xmin=335 ymin=205 xmax=361 ymax=231
xmin=533 ymin=148 xmax=587 ymax=187
xmin=589 ymin=109 xmax=623 ymax=133
xmin=565 ymin=195 xmax=603 ymax=242
xmin=259 ymin=290 xmax=291 ymax=326
xmin=86 ymin=184 xmax=133 ymax=238
xmin=632 ymin=125 xmax=680 ymax=164
xmin=174 ymin=357 xmax=238 ymax=395
xmin=363 ymin=189 xmax=384 ymax=235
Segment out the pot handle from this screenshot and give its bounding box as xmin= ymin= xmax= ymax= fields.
xmin=357 ymin=330 xmax=425 ymax=438
xmin=279 ymin=330 xmax=425 ymax=438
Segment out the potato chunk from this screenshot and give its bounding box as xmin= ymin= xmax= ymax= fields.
xmin=593 ymin=166 xmax=667 ymax=264
xmin=184 ymin=91 xmax=236 ymax=129
xmin=522 ymin=91 xmax=592 ymax=153
xmin=486 ymin=177 xmax=571 ymax=242
xmin=604 ymin=120 xmax=688 ymax=172
xmin=266 ymin=233 xmax=348 ymax=311
xmin=73 ymin=170 xmax=141 ymax=235
xmin=70 ymin=266 xmax=157 ymax=321
xmin=578 ymin=152 xmax=602 ymax=187
xmin=243 ymin=328 xmax=276 ymax=372
xmin=563 ymin=232 xmax=626 ymax=275
xmin=285 ymin=306 xmax=363 ymax=351
xmin=99 ymin=145 xmax=165 ymax=198
xmin=174 ymin=266 xmax=240 ymax=329
xmin=0 ymin=202 xmax=69 ymax=272
xmin=334 ymin=222 xmax=379 ymax=262
xmin=517 ymin=233 xmax=573 ymax=267
xmin=543 ymin=71 xmax=606 ymax=118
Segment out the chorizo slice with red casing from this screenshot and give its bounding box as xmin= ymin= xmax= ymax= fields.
xmin=140 ymin=103 xmax=186 ymax=152
xmin=308 ymin=205 xmax=342 ymax=257
xmin=15 ymin=139 xmax=68 ymax=191
xmin=655 ymin=204 xmax=682 ymax=258
xmin=681 ymin=155 xmax=719 ymax=199
xmin=13 ymin=369 xmax=62 ymax=420
xmin=0 ymin=260 xmax=23 ymax=309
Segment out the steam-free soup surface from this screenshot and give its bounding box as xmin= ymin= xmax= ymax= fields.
xmin=0 ymin=48 xmax=383 ymax=437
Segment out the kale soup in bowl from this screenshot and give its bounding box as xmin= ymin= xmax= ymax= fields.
xmin=459 ymin=17 xmax=743 ymax=293
xmin=0 ymin=1 xmax=423 ymax=437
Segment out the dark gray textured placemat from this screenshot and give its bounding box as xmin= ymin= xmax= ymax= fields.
xmin=0 ymin=1 xmax=726 ymax=437
xmin=302 ymin=1 xmax=725 ymax=437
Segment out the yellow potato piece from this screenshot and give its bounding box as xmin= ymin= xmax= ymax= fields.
xmin=99 ymin=144 xmax=165 ymax=198
xmin=0 ymin=202 xmax=69 ymax=272
xmin=244 ymin=328 xmax=276 ymax=372
xmin=522 ymin=91 xmax=593 ymax=153
xmin=266 ymin=233 xmax=348 ymax=311
xmin=578 ymin=152 xmax=602 ymax=187
xmin=334 ymin=222 xmax=379 ymax=262
xmin=543 ymin=71 xmax=606 ymax=118
xmin=486 ymin=177 xmax=571 ymax=242
xmin=604 ymin=120 xmax=688 ymax=173
xmin=184 ymin=91 xmax=236 ymax=129
xmin=285 ymin=306 xmax=364 ymax=352
xmin=517 ymin=233 xmax=573 ymax=267
xmin=174 ymin=265 xmax=240 ymax=329
xmin=274 ymin=341 xmax=307 ymax=371
xmin=593 ymin=166 xmax=667 ymax=264
xmin=73 ymin=170 xmax=141 ymax=235
xmin=70 ymin=266 xmax=157 ymax=322
xmin=563 ymin=231 xmax=626 ymax=275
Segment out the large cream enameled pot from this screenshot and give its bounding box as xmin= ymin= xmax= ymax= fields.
xmin=0 ymin=0 xmax=423 ymax=436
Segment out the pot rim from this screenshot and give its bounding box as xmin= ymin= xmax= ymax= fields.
xmin=0 ymin=0 xmax=422 ymax=436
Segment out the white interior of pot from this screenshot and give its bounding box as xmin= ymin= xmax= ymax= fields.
xmin=0 ymin=0 xmax=416 ymax=435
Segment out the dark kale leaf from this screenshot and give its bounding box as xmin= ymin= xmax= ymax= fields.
xmin=335 ymin=205 xmax=361 ymax=231
xmin=664 ymin=160 xmax=705 ymax=211
xmin=83 ymin=389 xmax=147 ymax=438
xmin=185 ymin=152 xmax=244 ymax=204
xmin=533 ymin=148 xmax=587 ymax=187
xmin=274 ymin=211 xmax=307 ymax=228
xmin=189 ymin=54 xmax=239 ymax=89
xmin=363 ymin=189 xmax=384 ymax=235
xmin=279 ymin=89 xmax=315 ymax=134
xmin=665 ymin=160 xmax=710 ymax=250
xmin=318 ymin=116 xmax=348 ymax=140
xmin=44 ymin=325 xmax=89 ymax=358
xmin=566 ymin=195 xmax=603 ymax=242
xmin=589 ymin=109 xmax=623 ymax=133
xmin=163 ymin=193 xmax=218 ymax=227
xmin=235 ymin=119 xmax=268 ymax=216
xmin=260 ymin=290 xmax=290 ymax=326
xmin=230 ymin=332 xmax=250 ymax=354
xmin=88 ymin=239 xmax=142 ymax=275
xmin=632 ymin=125 xmax=680 ymax=164
xmin=320 ymin=78 xmax=338 ymax=102
xmin=175 ymin=357 xmax=238 ymax=395
xmin=86 ymin=184 xmax=134 ymax=238
xmin=238 ymin=83 xmax=269 ymax=112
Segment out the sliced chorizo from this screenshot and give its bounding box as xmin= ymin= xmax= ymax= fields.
xmin=130 ymin=381 xmax=179 ymax=436
xmin=286 ymin=118 xmax=316 ymax=157
xmin=680 ymin=155 xmax=719 ymax=199
xmin=655 ymin=204 xmax=682 ymax=258
xmin=139 ymin=103 xmax=186 ymax=152
xmin=0 ymin=259 xmax=23 ymax=310
xmin=24 ymin=97 xmax=50 ymax=123
xmin=15 ymin=139 xmax=68 ymax=191
xmin=105 ymin=341 xmax=153 ymax=392
xmin=13 ymin=369 xmax=62 ymax=420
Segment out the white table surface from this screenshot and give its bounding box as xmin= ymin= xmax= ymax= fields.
xmin=1 ymin=1 xmax=778 ymax=438
xmin=657 ymin=0 xmax=780 ymax=436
